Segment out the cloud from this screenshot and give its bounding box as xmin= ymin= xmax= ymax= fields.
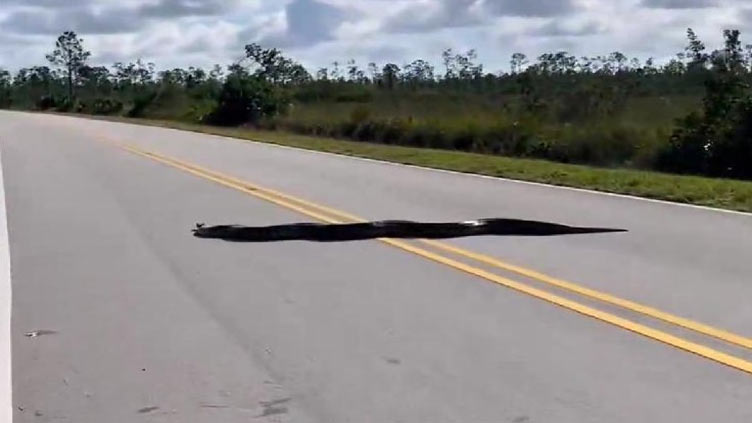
xmin=1 ymin=7 xmax=142 ymax=35
xmin=382 ymin=0 xmax=581 ymax=34
xmin=2 ymin=0 xmax=96 ymax=7
xmin=640 ymin=0 xmax=721 ymax=8
xmin=484 ymin=0 xmax=580 ymax=17
xmin=137 ymin=0 xmax=238 ymax=18
xmin=528 ymin=19 xmax=605 ymax=37
xmin=285 ymin=0 xmax=346 ymax=43
xmin=249 ymin=0 xmax=348 ymax=48
xmin=0 ymin=0 xmax=238 ymax=36
xmin=0 ymin=0 xmax=749 ymax=73
xmin=383 ymin=0 xmax=483 ymax=33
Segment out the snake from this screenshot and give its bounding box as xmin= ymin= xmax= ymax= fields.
xmin=192 ymin=219 xmax=625 ymax=242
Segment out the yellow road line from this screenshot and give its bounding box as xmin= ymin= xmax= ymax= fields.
xmin=118 ymin=146 xmax=344 ymax=225
xmin=115 ymin=142 xmax=752 ymax=375
xmin=419 ymin=240 xmax=752 ymax=350
xmin=117 ymin=145 xmax=752 ymax=352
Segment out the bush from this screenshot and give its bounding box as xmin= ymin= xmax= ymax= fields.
xmin=127 ymin=91 xmax=158 ymax=117
xmin=349 ymin=106 xmax=371 ymax=125
xmin=661 ymin=101 xmax=752 ymax=179
xmin=293 ymin=83 xmax=374 ymax=103
xmin=480 ymin=122 xmax=537 ymax=156
xmin=208 ymin=74 xmax=288 ymax=126
xmin=551 ymin=125 xmax=642 ymax=166
xmin=85 ymin=98 xmax=123 ymax=115
xmin=36 ymin=95 xmax=57 ymax=110
xmin=54 ymin=97 xmax=80 ymax=113
xmin=658 ymin=112 xmax=710 ymax=174
xmin=128 ymin=86 xmax=197 ymax=121
xmin=184 ymin=99 xmax=217 ymax=123
xmin=660 ymin=47 xmax=752 ymax=179
xmin=334 ymin=88 xmax=373 ymax=103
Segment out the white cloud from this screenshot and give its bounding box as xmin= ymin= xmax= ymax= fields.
xmin=0 ymin=0 xmax=750 ymax=72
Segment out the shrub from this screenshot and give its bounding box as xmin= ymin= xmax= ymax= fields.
xmin=550 ymin=125 xmax=643 ymax=166
xmin=661 ymin=102 xmax=752 ymax=179
xmin=36 ymin=95 xmax=57 ymax=110
xmin=127 ymin=91 xmax=158 ymax=118
xmin=209 ymin=74 xmax=288 ymax=126
xmin=480 ymin=123 xmax=536 ymax=156
xmin=658 ymin=112 xmax=710 ymax=174
xmin=184 ymin=99 xmax=217 ymax=123
xmin=86 ymin=98 xmax=123 ymax=115
xmin=334 ymin=88 xmax=373 ymax=103
xmin=660 ymin=29 xmax=752 ymax=179
xmin=349 ymin=106 xmax=371 ymax=125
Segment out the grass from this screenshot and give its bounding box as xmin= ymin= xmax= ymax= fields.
xmin=272 ymin=94 xmax=694 ymax=168
xmin=67 ymin=114 xmax=752 ymax=213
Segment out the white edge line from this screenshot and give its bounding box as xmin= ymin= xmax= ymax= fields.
xmin=0 ymin=146 xmax=11 ymax=423
xmin=190 ymin=131 xmax=752 ymax=217
xmin=56 ymin=113 xmax=752 ymax=217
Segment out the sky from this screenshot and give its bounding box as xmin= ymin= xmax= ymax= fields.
xmin=0 ymin=0 xmax=750 ymax=73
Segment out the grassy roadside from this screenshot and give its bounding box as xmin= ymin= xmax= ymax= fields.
xmin=67 ymin=114 xmax=752 ymax=213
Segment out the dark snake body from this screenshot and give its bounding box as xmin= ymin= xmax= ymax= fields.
xmin=193 ymin=219 xmax=625 ymax=242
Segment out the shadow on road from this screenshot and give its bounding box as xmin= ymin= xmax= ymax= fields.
xmin=192 ymin=219 xmax=626 ymax=243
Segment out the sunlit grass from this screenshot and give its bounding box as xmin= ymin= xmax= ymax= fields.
xmin=81 ymin=114 xmax=752 ymax=213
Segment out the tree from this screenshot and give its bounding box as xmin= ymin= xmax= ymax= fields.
xmin=0 ymin=69 xmax=11 ymax=108
xmin=442 ymin=49 xmax=455 ymax=78
xmin=442 ymin=49 xmax=482 ymax=81
xmin=381 ymin=64 xmax=401 ymax=89
xmin=209 ymin=65 xmax=225 ymax=81
xmin=403 ymin=59 xmax=435 ymax=86
xmin=663 ymin=29 xmax=752 ymax=178
xmin=159 ymin=68 xmax=188 ymax=86
xmin=12 ymin=66 xmax=58 ymax=108
xmin=663 ymin=58 xmax=686 ymax=76
xmin=346 ymin=60 xmax=367 ymax=83
xmin=330 ymin=61 xmax=343 ymax=81
xmin=685 ymin=28 xmax=708 ymax=71
xmin=46 ymin=31 xmax=90 ymax=100
xmin=209 ymin=73 xmax=287 ymax=126
xmin=710 ymin=29 xmax=746 ymax=75
xmin=745 ymin=44 xmax=752 ymax=71
xmin=244 ymin=43 xmax=311 ymax=85
xmin=608 ymin=52 xmax=628 ymax=72
xmin=78 ymin=65 xmax=112 ymax=98
xmin=315 ymin=67 xmax=329 ymax=81
xmin=535 ymin=51 xmax=577 ymax=74
xmin=510 ymin=53 xmax=528 ymax=74
xmin=113 ymin=60 xmax=155 ymax=88
xmin=367 ymin=62 xmax=380 ymax=82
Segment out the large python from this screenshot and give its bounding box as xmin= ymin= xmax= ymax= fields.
xmin=192 ymin=219 xmax=625 ymax=242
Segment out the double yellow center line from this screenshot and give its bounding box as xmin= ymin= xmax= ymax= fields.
xmin=115 ymin=141 xmax=752 ymax=375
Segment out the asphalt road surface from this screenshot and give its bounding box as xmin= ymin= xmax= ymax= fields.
xmin=1 ymin=111 xmax=751 ymax=422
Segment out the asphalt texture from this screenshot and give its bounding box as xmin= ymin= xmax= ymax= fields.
xmin=1 ymin=111 xmax=751 ymax=422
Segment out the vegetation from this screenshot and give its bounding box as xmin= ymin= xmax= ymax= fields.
xmin=45 ymin=31 xmax=91 ymax=103
xmin=66 ymin=115 xmax=752 ymax=212
xmin=1 ymin=28 xmax=751 ymax=187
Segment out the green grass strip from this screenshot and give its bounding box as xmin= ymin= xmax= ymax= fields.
xmin=75 ymin=115 xmax=752 ymax=213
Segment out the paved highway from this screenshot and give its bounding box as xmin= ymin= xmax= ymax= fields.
xmin=1 ymin=111 xmax=751 ymax=422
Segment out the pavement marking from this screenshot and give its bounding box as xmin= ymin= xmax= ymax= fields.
xmin=114 ymin=142 xmax=752 ymax=375
xmin=112 ymin=145 xmax=752 ymax=351
xmin=0 ymin=147 xmax=12 ymax=422
xmin=27 ymin=112 xmax=751 ymax=216
xmin=116 ymin=118 xmax=752 ymax=217
xmin=420 ymin=240 xmax=752 ymax=350
xmin=248 ymin=141 xmax=752 ymax=217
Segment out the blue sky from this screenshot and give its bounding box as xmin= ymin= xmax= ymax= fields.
xmin=0 ymin=0 xmax=749 ymax=72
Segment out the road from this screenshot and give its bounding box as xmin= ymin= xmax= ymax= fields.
xmin=1 ymin=111 xmax=751 ymax=422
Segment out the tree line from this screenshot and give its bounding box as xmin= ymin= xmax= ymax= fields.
xmin=0 ymin=29 xmax=751 ymax=179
